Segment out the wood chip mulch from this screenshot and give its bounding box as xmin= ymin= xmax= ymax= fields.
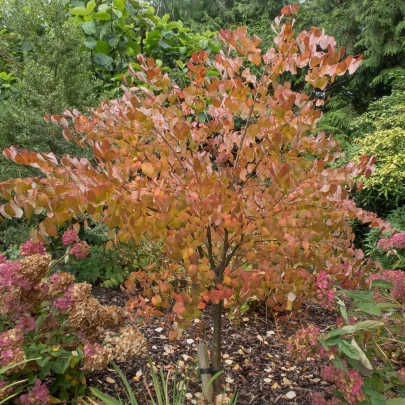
xmin=89 ymin=286 xmax=337 ymax=405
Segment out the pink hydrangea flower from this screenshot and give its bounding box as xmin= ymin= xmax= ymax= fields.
xmin=317 ymin=271 xmax=333 ymax=290
xmin=312 ymin=392 xmax=344 ymax=405
xmin=62 ymin=229 xmax=78 ymax=246
xmin=15 ymin=316 xmax=36 ymax=333
xmin=377 ymin=232 xmax=405 ymax=252
xmin=377 ymin=237 xmax=392 ymax=252
xmin=19 ymin=239 xmax=46 ymax=257
xmin=19 ymin=380 xmax=50 ymax=405
xmin=321 ymin=364 xmax=365 ymax=404
xmin=70 ymin=241 xmax=90 ymax=259
xmin=0 ymin=261 xmax=32 ymax=290
xmin=390 ymin=232 xmax=405 ymax=249
xmin=368 ymin=270 xmax=405 ymax=304
xmin=53 ymin=285 xmax=75 ymax=312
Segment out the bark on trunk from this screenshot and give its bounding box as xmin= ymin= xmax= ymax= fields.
xmin=211 ymin=300 xmax=224 ymax=395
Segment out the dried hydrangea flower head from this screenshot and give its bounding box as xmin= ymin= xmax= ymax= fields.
xmin=19 ymin=379 xmax=50 ymax=405
xmin=0 ymin=328 xmax=26 ymax=373
xmin=63 ymin=283 xmax=125 ymax=340
xmin=104 ymin=325 xmax=147 ymax=362
xmin=70 ymin=241 xmax=90 ymax=259
xmin=321 ymin=364 xmax=365 ymax=404
xmin=83 ymin=342 xmax=113 ymax=371
xmin=48 ymin=272 xmax=75 ymax=296
xmin=20 ymin=254 xmax=51 ymax=285
xmin=287 ymin=324 xmax=321 ymax=362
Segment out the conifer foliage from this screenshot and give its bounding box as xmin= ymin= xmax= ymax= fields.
xmin=0 ymin=4 xmax=388 ymax=390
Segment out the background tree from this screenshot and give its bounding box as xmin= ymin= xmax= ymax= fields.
xmin=153 ymin=0 xmax=286 ymax=47
xmin=296 ymin=0 xmax=405 ymax=142
xmin=0 ymin=5 xmax=388 ymax=393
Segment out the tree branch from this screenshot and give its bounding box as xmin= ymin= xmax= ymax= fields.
xmin=207 ymin=226 xmax=216 ymax=270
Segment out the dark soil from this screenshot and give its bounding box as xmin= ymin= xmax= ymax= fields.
xmin=89 ymin=287 xmax=337 ymax=405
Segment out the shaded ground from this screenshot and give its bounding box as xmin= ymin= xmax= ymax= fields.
xmin=89 ymin=287 xmax=336 ymax=405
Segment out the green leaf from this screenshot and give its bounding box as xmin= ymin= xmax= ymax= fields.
xmin=351 ymin=339 xmax=372 ymax=370
xmin=376 ymin=302 xmax=403 ymax=310
xmin=51 ymin=357 xmax=71 ymax=374
xmin=162 ymin=30 xmax=174 ymax=40
xmin=342 ymin=320 xmax=384 ymax=333
xmin=357 ymin=301 xmax=382 ymax=316
xmin=94 ymin=12 xmax=111 ymax=20
xmin=326 ymin=328 xmax=347 ymax=339
xmin=59 ymin=390 xmax=70 ymax=402
xmin=36 ymin=357 xmax=50 ymax=367
xmin=82 ymin=21 xmax=96 ymax=35
xmin=338 ymin=340 xmax=361 ymax=360
xmin=371 ymin=279 xmax=395 ymax=289
xmin=165 ymin=21 xmax=181 ymax=31
xmin=158 ymin=40 xmax=171 ymax=49
xmin=340 ymin=289 xmax=374 ymax=301
xmin=386 ymin=399 xmax=405 ymax=405
xmin=108 ymin=35 xmax=120 ymax=47
xmin=197 ymin=113 xmax=206 ymax=122
xmin=112 ymin=8 xmax=122 ymax=18
xmin=21 ymin=40 xmax=33 ymax=53
xmin=209 ymin=41 xmax=222 ymax=53
xmin=161 ymin=14 xmax=170 ymax=24
xmin=86 ymin=0 xmax=96 ymax=14
xmin=325 ymin=336 xmax=342 ymax=346
xmin=90 ymin=387 xmax=122 ymax=404
xmin=95 ymin=40 xmax=110 ymax=54
xmin=363 ymin=388 xmax=387 ymax=405
xmin=94 ymin=53 xmax=113 ymax=66
xmin=331 ymin=356 xmax=348 ymax=372
xmin=319 ymin=339 xmax=329 ymax=351
xmin=84 ymin=37 xmax=97 ymax=49
xmin=70 ymin=6 xmax=88 ymax=16
xmin=126 ymin=41 xmax=141 ymax=54
xmin=39 ymin=360 xmax=52 ymax=379
xmin=114 ymin=0 xmax=125 ymax=11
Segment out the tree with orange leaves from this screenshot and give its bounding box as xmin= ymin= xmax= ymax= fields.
xmin=0 ymin=3 xmax=388 ymax=393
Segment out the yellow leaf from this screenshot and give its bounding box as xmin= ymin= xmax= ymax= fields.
xmin=272 ymin=382 xmax=279 ymax=389
xmin=283 ymin=377 xmax=292 ymax=385
xmin=141 ymin=162 xmax=156 ymax=178
xmin=49 ymin=397 xmax=63 ymax=404
xmin=52 ymin=345 xmax=60 ymax=352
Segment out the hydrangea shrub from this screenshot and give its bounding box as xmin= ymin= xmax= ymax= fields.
xmin=288 ymin=279 xmax=405 ymax=405
xmin=0 ymin=240 xmax=146 ymax=403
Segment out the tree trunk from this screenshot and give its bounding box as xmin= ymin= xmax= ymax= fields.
xmin=211 ymin=300 xmax=224 ymax=395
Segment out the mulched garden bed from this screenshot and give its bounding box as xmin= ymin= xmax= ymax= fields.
xmin=89 ymin=287 xmax=337 ymax=405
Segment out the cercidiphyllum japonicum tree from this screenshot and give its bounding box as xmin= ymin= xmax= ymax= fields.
xmin=0 ymin=4 xmax=389 ymax=394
